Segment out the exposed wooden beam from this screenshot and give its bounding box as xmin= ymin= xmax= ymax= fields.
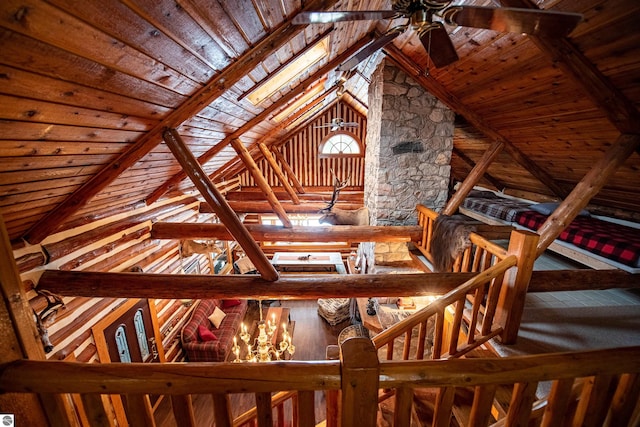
xmin=383 ymin=44 xmax=569 ymax=200
xmin=219 ymin=96 xmax=342 ymax=180
xmin=258 ymin=143 xmax=300 ymax=204
xmin=501 ymin=0 xmax=640 ymax=134
xmin=443 ymin=141 xmax=504 ymax=216
xmin=151 ymin=222 xmax=422 ymax=243
xmin=452 ymin=147 xmax=506 ymax=191
xmin=37 ymin=270 xmax=476 ymax=299
xmin=536 ymin=133 xmax=640 ymax=256
xmin=273 ymin=148 xmax=305 ymax=194
xmin=230 ymin=138 xmax=292 ymax=228
xmin=203 ymin=201 xmax=363 ymax=214
xmin=35 ymin=267 xmax=639 ymax=301
xmin=148 ymin=33 xmax=374 ymax=203
xmin=163 ymin=129 xmax=278 ymax=281
xmin=225 ymin=189 xmax=362 ymax=202
xmin=22 ymin=0 xmax=340 ymax=244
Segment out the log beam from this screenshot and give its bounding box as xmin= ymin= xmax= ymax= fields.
xmin=202 ymin=201 xmax=364 ymax=214
xmin=22 ymin=0 xmax=340 ymax=244
xmin=151 ymin=222 xmax=422 ymax=243
xmin=536 ymin=134 xmax=640 ymax=257
xmin=452 ymin=147 xmax=506 ymax=191
xmin=501 ymin=0 xmax=640 ymax=134
xmin=37 ymin=270 xmax=476 ymax=299
xmin=443 ymin=141 xmax=504 ymax=216
xmin=149 ymin=33 xmax=373 ymax=204
xmin=230 ymin=138 xmax=292 ymax=228
xmin=224 ymin=190 xmax=363 ymax=202
xmin=163 ymin=129 xmax=278 ymax=281
xmin=273 ymin=149 xmax=305 ymax=194
xmin=258 ymin=143 xmax=300 ymax=204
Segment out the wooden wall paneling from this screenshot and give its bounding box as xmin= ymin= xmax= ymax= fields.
xmin=0 ymin=29 xmax=186 ymax=108
xmin=21 ymin=0 xmax=341 ymax=244
xmin=1 ymin=0 xmax=200 ymax=93
xmin=0 ymin=94 xmax=154 ymax=132
xmin=0 ymin=64 xmax=172 ymax=119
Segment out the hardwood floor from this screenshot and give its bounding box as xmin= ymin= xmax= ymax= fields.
xmin=154 ymin=299 xmax=351 ymax=426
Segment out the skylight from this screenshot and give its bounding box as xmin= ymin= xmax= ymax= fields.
xmin=272 ymin=80 xmax=326 ymax=123
xmin=247 ymin=37 xmax=329 ymax=105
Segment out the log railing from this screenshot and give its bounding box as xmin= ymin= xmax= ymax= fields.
xmin=2 ymin=342 xmax=639 ymax=427
xmin=233 ymin=390 xmax=312 ymax=427
xmin=416 ymin=204 xmax=510 ymax=273
xmin=371 ymin=254 xmax=517 ymax=361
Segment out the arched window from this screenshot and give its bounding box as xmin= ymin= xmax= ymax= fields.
xmin=319 ymin=132 xmax=363 ymax=158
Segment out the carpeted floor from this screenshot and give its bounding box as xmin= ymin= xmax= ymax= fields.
xmin=491 ymin=288 xmax=640 ymax=357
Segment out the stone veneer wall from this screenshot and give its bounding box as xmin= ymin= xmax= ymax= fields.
xmin=363 ymin=59 xmax=454 ymax=266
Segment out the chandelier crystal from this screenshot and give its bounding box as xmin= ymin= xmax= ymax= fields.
xmin=232 ymin=306 xmax=295 ymax=362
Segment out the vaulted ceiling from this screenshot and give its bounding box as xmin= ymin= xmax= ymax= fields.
xmin=1 ymin=0 xmax=639 ymax=244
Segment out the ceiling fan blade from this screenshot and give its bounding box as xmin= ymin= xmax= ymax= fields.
xmin=293 ymin=10 xmax=397 ymax=25
xmin=419 ymin=24 xmax=459 ymax=68
xmin=443 ymin=6 xmax=582 ymax=37
xmin=337 ymin=29 xmax=403 ymax=72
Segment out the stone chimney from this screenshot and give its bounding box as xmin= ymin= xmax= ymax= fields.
xmin=362 ymin=59 xmax=454 ymax=266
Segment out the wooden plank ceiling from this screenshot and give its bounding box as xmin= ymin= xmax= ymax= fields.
xmin=0 ymin=0 xmax=639 ymax=243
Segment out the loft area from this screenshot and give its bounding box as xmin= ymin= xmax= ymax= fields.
xmin=1 ymin=0 xmax=640 ymax=425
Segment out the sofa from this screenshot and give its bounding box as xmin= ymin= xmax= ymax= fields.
xmin=181 ymin=298 xmax=248 ymax=362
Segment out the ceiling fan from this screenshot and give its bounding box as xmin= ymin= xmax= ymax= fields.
xmin=293 ymin=0 xmax=582 ymax=70
xmin=314 ymin=117 xmax=360 ymax=131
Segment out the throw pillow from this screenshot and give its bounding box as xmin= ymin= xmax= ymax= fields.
xmin=529 ymin=202 xmax=590 ymax=217
xmin=208 ymin=306 xmax=226 ymax=328
xmin=222 ymin=299 xmax=242 ymax=308
xmin=198 ymin=324 xmax=217 ymax=342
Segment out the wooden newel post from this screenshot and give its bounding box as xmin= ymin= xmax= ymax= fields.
xmin=496 ymin=230 xmax=539 ymax=344
xmin=340 ymin=337 xmax=379 ymax=427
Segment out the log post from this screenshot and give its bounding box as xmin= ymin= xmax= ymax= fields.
xmin=163 ymin=129 xmax=278 ymax=281
xmin=442 ymin=140 xmax=504 ymax=216
xmin=0 ymin=214 xmax=72 ymax=426
xmin=124 ymin=394 xmax=155 ymax=427
xmin=273 ymin=149 xmax=305 ymax=193
xmin=535 ymin=133 xmax=640 ymax=257
xmin=496 ymin=230 xmax=539 ymax=344
xmin=170 ymin=395 xmax=197 ymax=427
xmin=340 ymin=337 xmax=379 ymax=427
xmin=230 ymin=138 xmax=293 ymax=228
xmin=258 ymin=143 xmax=300 ymax=204
xmin=211 ymin=393 xmax=232 ymax=427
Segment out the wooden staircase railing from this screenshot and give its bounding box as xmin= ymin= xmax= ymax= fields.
xmin=371 ymin=255 xmax=517 ymax=361
xmin=372 ymin=206 xmax=536 ymax=361
xmin=416 ymin=204 xmax=510 ymax=274
xmin=233 ymin=390 xmax=314 ymax=427
xmin=2 ymin=342 xmax=639 ymax=426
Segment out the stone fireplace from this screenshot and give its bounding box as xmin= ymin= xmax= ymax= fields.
xmin=362 ymin=59 xmax=454 ymax=266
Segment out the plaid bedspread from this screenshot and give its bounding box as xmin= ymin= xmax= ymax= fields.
xmin=462 ymin=197 xmax=533 ymax=222
xmin=515 ymin=210 xmax=640 ymax=268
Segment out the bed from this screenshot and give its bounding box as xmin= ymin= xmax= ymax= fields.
xmin=460 ymin=191 xmax=640 ymax=272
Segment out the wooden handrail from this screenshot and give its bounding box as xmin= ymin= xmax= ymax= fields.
xmin=415 ymin=205 xmax=509 ymax=273
xmin=0 ymin=360 xmax=341 ymax=394
xmin=1 ymin=345 xmax=639 ymax=427
xmin=371 ymin=255 xmax=517 ymax=360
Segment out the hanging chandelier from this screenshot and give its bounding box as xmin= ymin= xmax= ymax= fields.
xmin=232 ymin=306 xmax=295 ymax=362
